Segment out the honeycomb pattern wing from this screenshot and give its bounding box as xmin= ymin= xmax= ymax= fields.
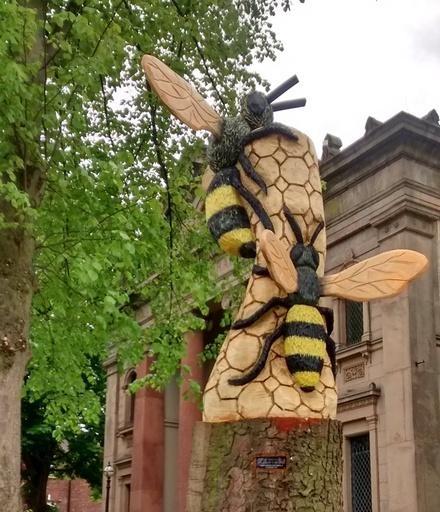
xmin=141 ymin=55 xmax=221 ymax=137
xmin=321 ymin=249 xmax=428 ymax=301
xmin=260 ymin=229 xmax=298 ymax=294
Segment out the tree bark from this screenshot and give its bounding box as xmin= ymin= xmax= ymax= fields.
xmin=22 ymin=431 xmax=57 ymax=512
xmin=187 ymin=418 xmax=343 ymax=512
xmin=0 ymin=224 xmax=34 ymax=510
xmin=22 ymin=458 xmax=52 ymax=512
xmin=0 ymin=1 xmax=45 ymax=508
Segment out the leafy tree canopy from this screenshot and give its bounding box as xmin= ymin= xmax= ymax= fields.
xmin=0 ymin=0 xmax=299 ymax=439
xmin=21 ymin=356 xmax=105 ymax=511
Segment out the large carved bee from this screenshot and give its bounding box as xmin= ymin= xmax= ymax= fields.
xmin=229 ymin=206 xmax=428 ymax=391
xmin=142 ymin=55 xmax=305 ymax=258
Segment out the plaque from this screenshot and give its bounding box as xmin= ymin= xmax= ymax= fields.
xmin=255 ymin=455 xmax=287 ymax=470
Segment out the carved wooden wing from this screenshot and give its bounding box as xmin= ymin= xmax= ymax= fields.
xmin=321 ymin=249 xmax=428 ymax=301
xmin=260 ymin=229 xmax=298 ymax=294
xmin=141 ymin=55 xmax=221 ymax=137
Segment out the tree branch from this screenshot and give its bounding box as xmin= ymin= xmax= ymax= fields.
xmin=99 ymin=74 xmax=116 ymax=152
xmin=169 ymin=0 xmax=227 ymax=109
xmin=91 ymin=0 xmax=125 ymax=58
xmin=147 ymin=87 xmax=175 ymax=313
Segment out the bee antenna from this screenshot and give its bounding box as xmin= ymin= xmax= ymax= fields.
xmin=266 ymin=75 xmax=299 ymax=104
xmin=283 ymin=206 xmax=304 ymax=244
xmin=309 ymin=221 xmax=325 ymax=246
xmin=271 ymin=98 xmax=307 ymax=112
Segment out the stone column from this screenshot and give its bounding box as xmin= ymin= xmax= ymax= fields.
xmin=130 ymin=358 xmax=164 ymax=512
xmin=405 ymin=228 xmax=440 ymax=511
xmin=382 ymin=289 xmax=418 ymax=512
xmin=361 ymin=301 xmax=372 ymax=343
xmin=367 ymin=414 xmax=380 ymax=512
xmin=380 ymin=219 xmax=440 ymax=511
xmin=178 ymin=331 xmax=204 ymax=512
xmin=102 ymin=353 xmax=118 ymax=512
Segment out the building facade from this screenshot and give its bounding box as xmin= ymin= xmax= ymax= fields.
xmin=103 ymin=110 xmax=440 ymax=512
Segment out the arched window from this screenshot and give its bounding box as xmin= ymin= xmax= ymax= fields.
xmin=124 ymin=370 xmax=137 ymax=425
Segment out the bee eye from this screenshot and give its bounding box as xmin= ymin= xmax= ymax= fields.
xmin=247 ymin=91 xmax=267 ymax=116
xmin=290 ymin=245 xmax=302 ymax=262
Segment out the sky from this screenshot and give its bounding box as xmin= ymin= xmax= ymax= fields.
xmin=255 ymin=0 xmax=440 ymax=152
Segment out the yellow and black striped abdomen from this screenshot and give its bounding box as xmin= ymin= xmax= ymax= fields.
xmin=205 ymin=171 xmax=255 ymax=258
xmin=283 ymin=304 xmax=326 ymax=392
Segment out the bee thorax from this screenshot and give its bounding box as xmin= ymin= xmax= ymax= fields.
xmin=297 ymin=267 xmax=320 ymax=305
xmin=207 ymin=117 xmax=250 ymax=171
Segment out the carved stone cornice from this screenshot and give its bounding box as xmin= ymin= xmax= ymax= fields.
xmin=336 ymin=338 xmax=382 ymax=364
xmin=114 ymin=455 xmax=132 ymax=467
xmin=325 ymin=178 xmax=440 ymax=248
xmin=321 ymin=111 xmax=440 ymax=197
xmin=337 ymin=384 xmax=381 ymax=413
xmin=372 ymin=203 xmax=437 ymax=241
xmin=103 ymin=351 xmax=118 ymax=373
xmin=116 ymin=424 xmax=134 ymax=438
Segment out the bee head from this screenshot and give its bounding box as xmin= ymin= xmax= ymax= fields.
xmin=241 ymin=91 xmax=273 ymax=129
xmin=290 ymin=244 xmax=320 ymax=271
xmin=284 ymin=207 xmax=324 ymax=271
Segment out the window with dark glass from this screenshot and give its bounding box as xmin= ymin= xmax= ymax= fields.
xmin=126 ymin=371 xmax=137 ymax=424
xmin=345 ymin=300 xmax=363 ymax=345
xmin=124 ymin=483 xmax=131 ymax=512
xmin=350 ymin=434 xmax=372 ymax=512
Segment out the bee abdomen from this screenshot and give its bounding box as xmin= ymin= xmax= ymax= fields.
xmin=284 ymin=305 xmax=326 ymax=392
xmin=206 ymin=173 xmax=255 ymax=257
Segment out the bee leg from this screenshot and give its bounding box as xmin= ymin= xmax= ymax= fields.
xmin=229 ymin=169 xmax=274 ymax=231
xmin=325 ymin=335 xmax=337 ymax=378
xmin=317 ymin=306 xmax=337 ymax=377
xmin=232 ymin=296 xmax=289 ymax=330
xmin=270 ymin=122 xmax=300 ymax=141
xmin=252 ymin=264 xmax=270 ymax=277
xmin=238 ymin=152 xmax=267 ymax=194
xmin=242 ymin=123 xmax=298 ymax=146
xmin=317 ymin=306 xmax=334 ymax=335
xmin=283 ymin=205 xmax=304 ymax=243
xmin=228 ymin=324 xmax=284 ymax=386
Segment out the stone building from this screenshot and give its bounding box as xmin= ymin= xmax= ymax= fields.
xmin=103 ymin=110 xmax=440 ymax=512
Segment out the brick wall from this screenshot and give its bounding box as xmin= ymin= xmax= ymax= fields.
xmin=47 ymin=479 xmax=102 ymax=512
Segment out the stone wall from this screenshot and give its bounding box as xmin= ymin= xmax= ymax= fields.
xmin=322 ymin=111 xmax=440 ymax=512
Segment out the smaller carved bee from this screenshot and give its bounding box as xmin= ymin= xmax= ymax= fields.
xmin=229 ymin=206 xmax=428 ymax=391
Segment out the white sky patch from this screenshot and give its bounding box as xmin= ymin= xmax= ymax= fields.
xmin=255 ymin=0 xmax=440 ymax=152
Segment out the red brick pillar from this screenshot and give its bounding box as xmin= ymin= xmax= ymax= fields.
xmin=130 ymin=358 xmax=164 ymax=512
xmin=178 ymin=331 xmax=204 ymax=512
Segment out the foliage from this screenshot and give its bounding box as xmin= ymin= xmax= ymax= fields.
xmin=21 ymin=356 xmax=105 ymax=511
xmin=0 ymin=0 xmax=301 ymax=438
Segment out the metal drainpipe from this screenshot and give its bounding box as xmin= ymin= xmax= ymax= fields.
xmin=67 ymin=479 xmax=72 ymax=512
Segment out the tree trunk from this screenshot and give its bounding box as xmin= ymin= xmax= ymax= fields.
xmin=187 ymin=418 xmax=343 ymax=512
xmin=0 ymin=225 xmax=34 ymax=510
xmin=0 ymin=2 xmax=46 ymax=507
xmin=22 ymin=458 xmax=52 ymax=512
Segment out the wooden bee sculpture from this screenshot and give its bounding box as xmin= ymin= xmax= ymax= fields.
xmin=229 ymin=206 xmax=428 ymax=391
xmin=142 ymin=55 xmax=305 ymax=258
xmin=142 ymin=54 xmax=429 ymax=423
